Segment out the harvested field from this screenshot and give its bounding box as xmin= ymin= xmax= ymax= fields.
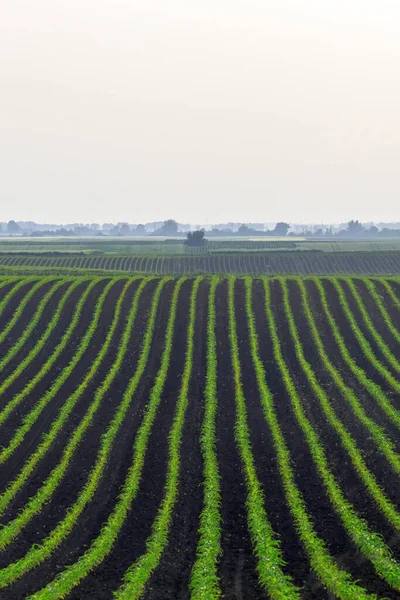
xmin=0 ymin=274 xmax=400 ymax=599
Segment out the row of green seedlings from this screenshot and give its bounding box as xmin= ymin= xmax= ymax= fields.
xmin=331 ymin=278 xmax=400 ymax=385
xmin=0 ymin=277 xmax=85 ymax=395
xmin=0 ymin=277 xmax=95 ymax=415
xmin=189 ymin=276 xmax=222 ymax=599
xmin=279 ymin=278 xmax=400 ymax=537
xmin=0 ymin=277 xmax=180 ymax=596
xmin=244 ymin=277 xmax=373 ymax=599
xmin=363 ymin=278 xmax=400 ymax=344
xmin=339 ymin=277 xmax=400 ymax=373
xmin=0 ymin=263 xmax=136 ymax=278
xmin=0 ymin=277 xmax=151 ymax=549
xmin=262 ymin=277 xmax=400 ymax=593
xmin=115 ymin=276 xmax=201 ymax=599
xmin=293 ymin=278 xmax=400 ymax=475
xmin=25 ymin=278 xmax=185 ymax=598
xmin=0 ymin=277 xmax=57 ymax=348
xmin=0 ymin=278 xmax=125 ymax=463
xmin=0 ymin=277 xmax=26 ymax=307
xmin=311 ymin=278 xmax=400 ymax=432
xmin=227 ymin=277 xmax=301 ymax=599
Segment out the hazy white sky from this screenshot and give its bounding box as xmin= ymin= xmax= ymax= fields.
xmin=1 ymin=1 xmax=399 ymax=224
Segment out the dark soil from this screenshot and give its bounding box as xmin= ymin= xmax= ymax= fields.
xmin=1 ymin=276 xmax=400 ymax=599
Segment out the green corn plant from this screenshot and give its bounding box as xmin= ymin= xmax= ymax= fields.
xmin=313 ymin=278 xmax=400 ymax=429
xmin=296 ymin=278 xmax=400 ymax=475
xmin=264 ymin=278 xmax=400 ymax=592
xmin=0 ymin=277 xmax=182 ymax=595
xmin=245 ymin=277 xmax=372 ymax=600
xmin=0 ymin=277 xmax=150 ymax=548
xmin=280 ymin=277 xmax=400 ymax=530
xmin=226 ymin=277 xmax=300 ymax=599
xmin=189 ymin=276 xmax=222 ymax=600
xmin=115 ymin=276 xmax=202 ymax=599
xmin=0 ymin=278 xmax=121 ymax=456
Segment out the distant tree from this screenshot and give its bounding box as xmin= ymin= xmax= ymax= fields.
xmin=134 ymin=224 xmax=146 ymax=235
xmin=366 ymin=225 xmax=379 ymax=236
xmin=119 ymin=223 xmax=131 ymax=236
xmin=110 ymin=225 xmax=122 ymax=236
xmin=7 ymin=220 xmax=22 ymax=235
xmin=238 ymin=224 xmax=254 ymax=235
xmin=346 ymin=220 xmax=364 ymax=235
xmin=185 ymin=229 xmax=206 ymax=246
xmin=272 ymin=222 xmax=290 ymax=236
xmin=156 ymin=219 xmax=179 ymax=236
xmin=102 ymin=223 xmax=114 ymax=231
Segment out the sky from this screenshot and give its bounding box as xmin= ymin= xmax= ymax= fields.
xmin=1 ymin=1 xmax=399 ymax=225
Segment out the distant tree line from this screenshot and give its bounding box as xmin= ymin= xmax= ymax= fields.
xmin=294 ymin=220 xmax=400 ymax=238
xmin=2 ymin=218 xmax=400 ymax=240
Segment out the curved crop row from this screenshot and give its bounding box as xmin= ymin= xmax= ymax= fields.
xmin=0 ymin=278 xmax=34 ymax=319
xmin=0 ymin=278 xmax=72 ymax=376
xmin=0 ymin=277 xmax=20 ymax=298
xmin=340 ymin=278 xmax=400 ymax=373
xmin=227 ymin=277 xmax=299 ymax=599
xmin=362 ymin=279 xmax=400 ymax=344
xmin=331 ymin=279 xmax=400 ymax=389
xmin=0 ymin=278 xmax=92 ymax=400
xmin=22 ymin=277 xmax=182 ymax=599
xmin=379 ymin=279 xmax=400 ymax=314
xmin=0 ymin=278 xmax=122 ymax=468
xmin=0 ymin=278 xmax=53 ymax=345
xmin=0 ymin=278 xmax=97 ymax=430
xmin=295 ymin=278 xmax=400 ymax=475
xmin=313 ymin=279 xmax=400 ymax=430
xmin=245 ymin=277 xmax=371 ymax=599
xmin=0 ymin=277 xmax=149 ymax=550
xmin=263 ymin=278 xmax=400 ymax=592
xmin=279 ymin=277 xmax=400 ymax=530
xmin=189 ymin=276 xmax=222 ymax=600
xmin=115 ymin=276 xmax=202 ymax=599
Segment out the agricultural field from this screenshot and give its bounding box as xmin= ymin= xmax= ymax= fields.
xmin=0 ymin=274 xmax=400 ymax=598
xmin=2 ymin=251 xmax=400 ymax=275
xmin=1 ymin=237 xmax=400 ymax=256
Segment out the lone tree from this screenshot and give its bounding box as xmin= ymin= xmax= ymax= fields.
xmin=185 ymin=229 xmax=206 ymax=246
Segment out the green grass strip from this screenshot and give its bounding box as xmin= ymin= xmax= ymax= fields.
xmin=0 ymin=277 xmax=147 ymax=549
xmin=280 ymin=277 xmax=400 ymax=531
xmin=244 ymin=278 xmax=371 ymax=599
xmin=0 ymin=277 xmax=121 ymax=465
xmin=189 ymin=276 xmax=222 ymax=600
xmin=264 ymin=278 xmax=400 ymax=592
xmin=0 ymin=278 xmax=52 ymax=345
xmin=227 ymin=277 xmax=299 ymax=599
xmin=0 ymin=278 xmax=70 ymax=376
xmin=313 ymin=279 xmax=400 ymax=429
xmin=296 ymin=278 xmax=400 ymax=476
xmin=341 ymin=278 xmax=400 ymax=373
xmin=0 ymin=278 xmax=92 ymax=403
xmin=115 ymin=276 xmax=202 ymax=599
xmin=25 ymin=276 xmax=182 ymax=599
